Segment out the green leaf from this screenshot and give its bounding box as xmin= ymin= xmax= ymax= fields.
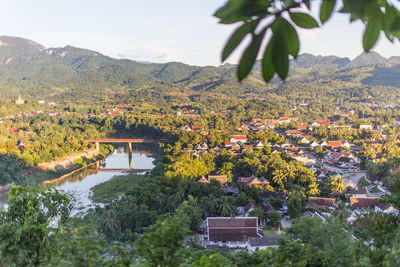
xmin=383 ymin=3 xmax=400 ymax=42
xmin=273 ymin=17 xmax=299 ymax=58
xmin=214 ymin=0 xmax=249 ymax=24
xmin=289 ymin=12 xmax=319 ymax=29
xmin=222 ymin=21 xmax=258 ymax=62
xmin=261 ymin=39 xmax=275 ymax=82
xmin=320 ymin=0 xmax=336 ymax=24
xmin=362 ymin=4 xmax=383 ymax=52
xmin=303 ymin=0 xmax=311 ymax=10
xmin=237 ymin=28 xmax=267 ymax=81
xmin=363 ymin=21 xmax=381 ymax=52
xmin=214 ymin=0 xmax=269 ymax=24
xmin=271 ymin=30 xmax=289 ymax=80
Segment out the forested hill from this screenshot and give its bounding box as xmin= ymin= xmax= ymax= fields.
xmin=1 ymin=35 xmax=400 ymax=104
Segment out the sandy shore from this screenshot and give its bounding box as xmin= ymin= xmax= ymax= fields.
xmin=37 ymin=149 xmax=99 ymax=170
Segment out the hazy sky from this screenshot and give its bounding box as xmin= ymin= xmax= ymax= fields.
xmin=0 ymin=0 xmax=399 ymax=66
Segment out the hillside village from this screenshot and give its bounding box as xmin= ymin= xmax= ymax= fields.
xmin=182 ymin=115 xmax=399 ymax=251
xmin=4 ymin=99 xmax=400 ymax=254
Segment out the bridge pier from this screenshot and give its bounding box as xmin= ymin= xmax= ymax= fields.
xmin=128 ymin=142 xmax=132 ymax=153
xmin=96 ymin=161 xmax=100 ymax=169
xmin=129 ymin=151 xmax=132 ymax=170
xmin=96 ymin=142 xmax=100 ymax=152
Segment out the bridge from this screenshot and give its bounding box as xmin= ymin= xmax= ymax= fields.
xmin=88 ymin=138 xmax=173 ymax=171
xmin=88 ymin=138 xmax=173 ymax=153
xmin=87 ymin=168 xmax=152 ymax=173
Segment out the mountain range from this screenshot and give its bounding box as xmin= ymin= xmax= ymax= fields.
xmin=0 ymin=35 xmax=400 ymax=104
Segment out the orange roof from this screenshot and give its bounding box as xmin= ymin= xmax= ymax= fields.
xmin=350 ymin=197 xmax=385 ymax=209
xmin=308 ymin=197 xmax=336 ymax=206
xmin=233 ymin=135 xmax=246 ymax=140
xmin=328 ymin=141 xmax=342 ymax=147
xmin=285 ymin=130 xmax=301 ymax=135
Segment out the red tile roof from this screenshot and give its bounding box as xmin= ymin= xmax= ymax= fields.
xmin=233 ymin=135 xmax=246 ymax=140
xmin=328 ymin=141 xmax=342 ymax=147
xmin=308 ymin=197 xmax=336 ymax=207
xmin=207 ymin=217 xmax=263 ymax=242
xmin=350 ymin=197 xmax=386 ymax=209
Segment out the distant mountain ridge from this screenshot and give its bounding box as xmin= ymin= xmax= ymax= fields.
xmin=0 ymin=35 xmax=400 ymax=103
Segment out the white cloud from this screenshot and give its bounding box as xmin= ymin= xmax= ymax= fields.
xmin=117 ymin=47 xmax=168 ymax=60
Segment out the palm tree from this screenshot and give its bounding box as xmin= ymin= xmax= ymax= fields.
xmin=272 ymin=168 xmax=288 ymax=188
xmin=307 ymin=181 xmax=320 ymax=196
xmin=101 ymin=209 xmax=121 ymax=239
xmin=217 ymin=196 xmax=236 ymax=216
xmin=286 ymin=163 xmax=296 ymax=183
xmin=330 ymin=175 xmax=347 ymax=194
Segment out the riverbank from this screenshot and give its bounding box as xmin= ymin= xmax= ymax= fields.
xmin=38 ymin=149 xmax=100 ymax=170
xmin=42 ymin=161 xmax=97 ymax=186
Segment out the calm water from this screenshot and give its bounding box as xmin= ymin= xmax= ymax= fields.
xmin=0 ymin=143 xmax=159 ymax=215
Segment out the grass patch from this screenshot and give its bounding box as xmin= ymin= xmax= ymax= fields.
xmin=370 ymin=186 xmax=381 ymax=194
xmin=262 ymin=229 xmax=280 ymax=237
xmin=91 ymin=173 xmax=147 ymax=203
xmin=359 ymin=176 xmax=371 ymax=186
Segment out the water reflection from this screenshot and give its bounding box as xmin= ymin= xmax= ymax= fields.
xmin=0 ymin=143 xmax=160 ymax=215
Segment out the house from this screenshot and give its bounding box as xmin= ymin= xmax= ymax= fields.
xmin=328 ymin=141 xmax=342 ymax=149
xmin=194 ymin=143 xmax=208 ymax=151
xmin=350 ymin=197 xmax=386 ymax=210
xmin=238 ymin=175 xmax=270 ymax=188
xmin=255 ymin=141 xmax=264 ymax=149
xmin=320 ymin=141 xmax=328 ymax=147
xmin=221 ymin=186 xmax=239 ymax=195
xmin=17 ymin=141 xmax=25 ymax=149
xmin=192 ymin=126 xmax=201 ymax=131
xmin=341 ymin=141 xmax=351 ymax=148
xmin=299 ymin=136 xmax=312 ymax=144
xmin=262 ymin=191 xmax=288 ymax=201
xmin=306 ymin=197 xmax=336 ymax=210
xmin=230 ymin=135 xmax=247 ymax=144
xmin=330 ymin=152 xmax=358 ymax=164
xmin=297 ymin=125 xmax=308 ymax=131
xmin=231 ymin=143 xmax=241 ymax=151
xmin=182 ymin=125 xmax=192 ymax=131
xmin=316 ymin=120 xmax=330 ymax=126
xmin=359 ymin=124 xmax=373 ymax=130
xmin=285 ymin=130 xmax=302 ymax=136
xmin=310 ymin=141 xmax=320 ymax=150
xmin=198 ymin=175 xmax=228 ymax=185
xmin=260 ymin=202 xmax=275 ymax=214
xmin=347 ymin=186 xmax=367 ymax=198
xmin=243 ymin=144 xmax=254 ymax=151
xmin=206 ymin=217 xmax=264 ymax=244
xmin=278 ymin=117 xmax=291 ymax=124
xmin=224 ymin=142 xmax=232 ymax=148
xmin=8 ymin=128 xmax=18 ymax=134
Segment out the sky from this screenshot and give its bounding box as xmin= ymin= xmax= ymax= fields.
xmin=0 ymin=0 xmax=399 ymax=66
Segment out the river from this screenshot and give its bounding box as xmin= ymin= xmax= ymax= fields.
xmin=0 ymin=143 xmax=160 ymax=215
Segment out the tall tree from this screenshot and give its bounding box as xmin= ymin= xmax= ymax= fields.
xmin=0 ymin=184 xmax=71 ymax=267
xmin=330 ymin=175 xmax=347 ymax=194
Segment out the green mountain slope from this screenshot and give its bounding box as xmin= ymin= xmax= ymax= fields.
xmin=1 ymin=35 xmax=400 ymax=105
